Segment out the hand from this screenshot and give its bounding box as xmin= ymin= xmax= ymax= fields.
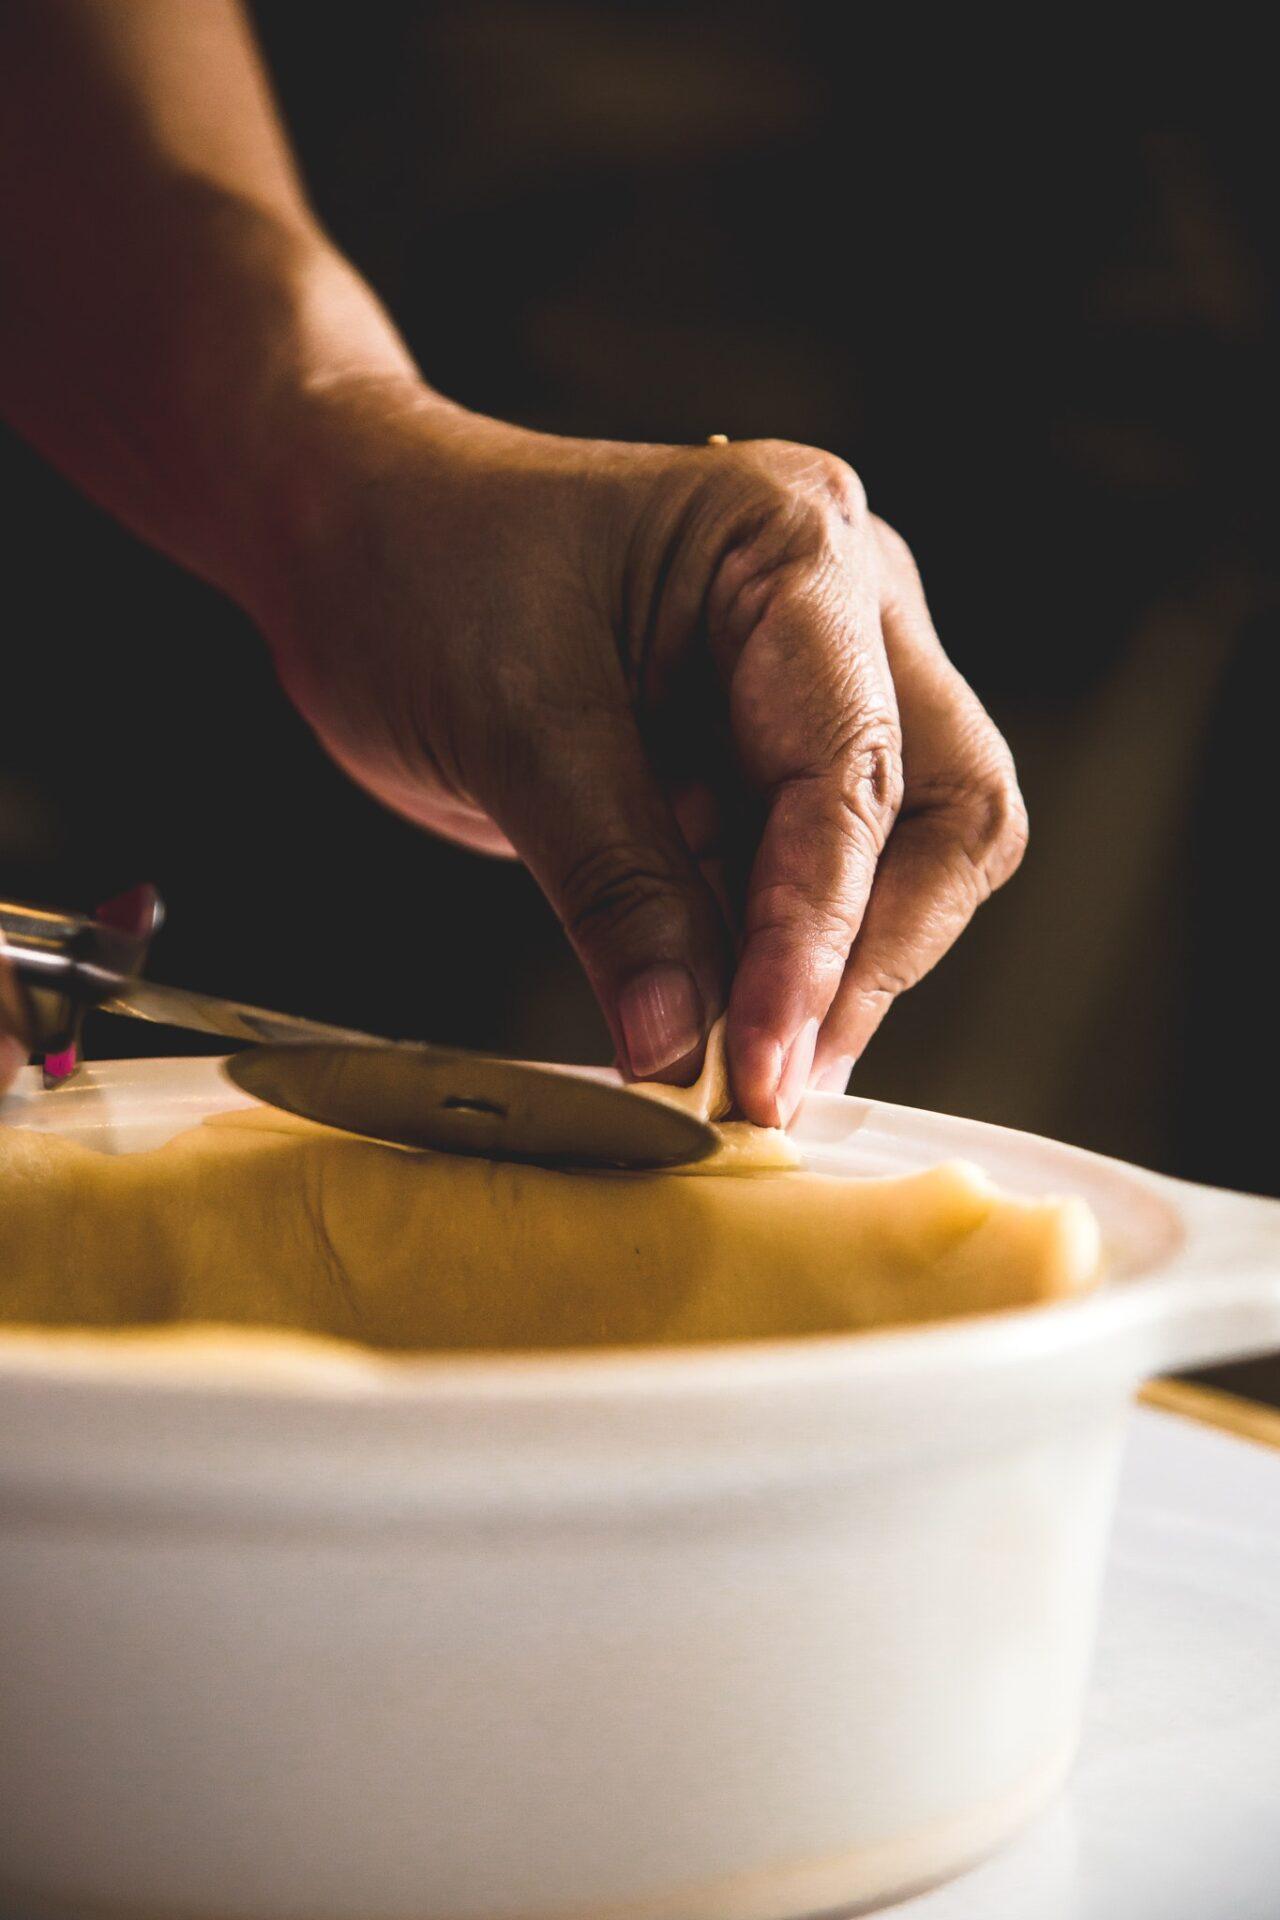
xmin=264 ymin=394 xmax=1027 ymax=1126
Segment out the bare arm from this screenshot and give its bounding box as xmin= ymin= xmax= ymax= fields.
xmin=0 ymin=0 xmax=418 ymax=605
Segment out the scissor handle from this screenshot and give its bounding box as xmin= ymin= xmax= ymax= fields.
xmin=0 ymin=889 xmax=163 ymax=1056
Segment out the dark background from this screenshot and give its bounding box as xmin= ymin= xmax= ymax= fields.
xmin=2 ymin=6 xmax=1276 ymax=1390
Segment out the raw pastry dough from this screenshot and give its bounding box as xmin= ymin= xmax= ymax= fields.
xmin=629 ymin=1018 xmax=801 ymax=1172
xmin=0 ymin=1027 xmax=1101 ymax=1355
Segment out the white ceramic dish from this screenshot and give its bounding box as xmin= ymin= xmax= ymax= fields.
xmin=1 ymin=1058 xmax=1278 ymax=1920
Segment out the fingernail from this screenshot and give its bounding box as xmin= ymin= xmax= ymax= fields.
xmin=618 ymin=964 xmax=704 ymax=1079
xmin=776 ymin=1017 xmax=820 ymax=1125
xmin=816 ymin=1054 xmax=856 ymax=1094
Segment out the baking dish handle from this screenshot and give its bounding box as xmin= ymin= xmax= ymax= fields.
xmin=1147 ymin=1177 xmax=1280 ymax=1374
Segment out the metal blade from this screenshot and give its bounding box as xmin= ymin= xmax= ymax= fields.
xmin=6 ymin=896 xmax=715 ymax=1167
xmin=224 ymin=1042 xmax=717 ymax=1169
xmin=103 ymin=980 xmax=713 ymax=1167
xmin=102 ymin=979 xmax=375 ymax=1048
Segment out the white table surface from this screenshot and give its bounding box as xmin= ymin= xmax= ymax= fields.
xmin=899 ymin=1405 xmax=1280 ymax=1920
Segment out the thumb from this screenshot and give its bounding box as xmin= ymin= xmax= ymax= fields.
xmin=498 ymin=707 xmax=729 ymax=1082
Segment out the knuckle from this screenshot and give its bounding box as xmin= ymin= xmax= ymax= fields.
xmin=870 ymin=514 xmax=920 ymax=582
xmin=833 ymin=725 xmax=906 ymax=844
xmin=728 ymin=443 xmax=867 ymax=538
xmin=705 ymin=448 xmax=872 ymax=640
xmin=813 ymin=452 xmax=867 ymax=526
xmin=777 ymin=447 xmax=867 ymax=534
xmin=754 ymin=470 xmax=807 ymax=537
xmin=558 ymin=841 xmax=688 ymax=945
xmin=930 ymin=764 xmax=1028 ymax=892
xmin=970 ymin=771 xmax=1030 ymax=885
xmin=862 ymin=963 xmax=918 ymax=1002
xmin=750 ymin=885 xmax=856 ymax=964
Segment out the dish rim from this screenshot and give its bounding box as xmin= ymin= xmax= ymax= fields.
xmin=2 ymin=1055 xmax=1244 ymax=1408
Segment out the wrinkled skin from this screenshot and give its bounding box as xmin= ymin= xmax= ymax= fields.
xmin=0 ymin=6 xmax=1027 ymax=1123
xmin=0 ymin=404 xmax=1027 ymax=1121
xmin=261 ymin=395 xmax=1028 ymax=1124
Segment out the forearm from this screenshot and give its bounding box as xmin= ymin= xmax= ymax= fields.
xmin=0 ymin=0 xmax=423 ymax=612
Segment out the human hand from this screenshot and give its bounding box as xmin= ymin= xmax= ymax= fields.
xmin=264 ymin=395 xmax=1027 ymax=1126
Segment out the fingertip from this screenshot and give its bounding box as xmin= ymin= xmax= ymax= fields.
xmin=814 ymin=1052 xmax=856 ymax=1094
xmin=727 ymin=1014 xmax=821 ymax=1127
xmin=616 ymin=963 xmax=705 ymax=1081
xmin=776 ymin=1017 xmax=819 ymax=1126
xmin=825 ymin=977 xmax=897 ymax=1069
xmin=726 ymin=1018 xmax=784 ymax=1127
xmin=618 ymin=1030 xmax=709 ymax=1090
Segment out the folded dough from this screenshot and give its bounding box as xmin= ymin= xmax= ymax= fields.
xmin=0 ymin=1028 xmax=1101 ymax=1355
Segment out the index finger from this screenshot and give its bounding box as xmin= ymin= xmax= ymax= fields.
xmin=720 ymin=565 xmax=903 ymax=1126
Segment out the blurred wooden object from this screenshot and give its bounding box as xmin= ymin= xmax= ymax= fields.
xmin=1143 ymin=1377 xmax=1280 ymax=1451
